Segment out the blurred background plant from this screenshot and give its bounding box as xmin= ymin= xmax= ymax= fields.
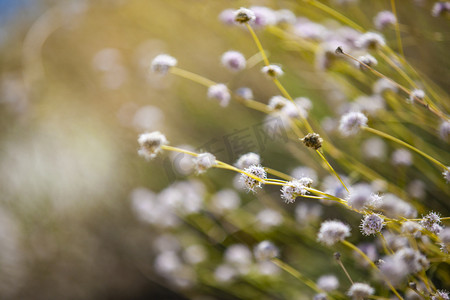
xmin=0 ymin=0 xmax=449 ymax=299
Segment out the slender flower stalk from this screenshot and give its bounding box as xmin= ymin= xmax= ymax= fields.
xmin=390 ymin=0 xmax=404 ymax=57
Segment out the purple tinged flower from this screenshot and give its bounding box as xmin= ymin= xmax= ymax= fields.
xmin=432 ymin=2 xmax=450 ymax=17
xmin=207 ymin=83 xmax=231 ymax=107
xmin=317 ymin=275 xmax=339 ymax=292
xmin=254 ymin=240 xmax=279 ymax=261
xmin=347 ymin=283 xmax=374 ymax=299
xmin=356 ymin=32 xmax=386 ymax=49
xmin=339 ymin=111 xmax=368 ymax=136
xmin=374 ymin=11 xmax=397 ymax=30
xmin=221 ymin=51 xmax=246 ymax=72
xmin=281 ymin=177 xmax=313 ymax=203
xmin=151 ymin=54 xmax=177 ymax=74
xmin=360 ymin=214 xmax=384 ymax=235
xmin=249 ymin=6 xmax=277 ymax=28
xmin=317 ymin=220 xmax=351 ymax=246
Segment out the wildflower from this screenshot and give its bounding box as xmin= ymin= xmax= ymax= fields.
xmin=268 ymin=95 xmax=289 ymax=110
xmin=301 ymin=133 xmax=323 ymax=150
xmin=218 ymin=9 xmax=235 ymax=25
xmin=408 ymin=179 xmax=426 ymax=199
xmin=249 ymin=6 xmax=277 ymax=28
xmin=240 ymin=164 xmax=267 ymax=192
xmin=339 ymin=111 xmax=368 ymax=136
xmin=313 ymin=293 xmax=328 ymax=300
xmin=221 ymin=51 xmax=246 ymax=72
xmin=257 ymin=208 xmax=283 ymax=230
xmin=373 ymin=78 xmax=398 ymax=94
xmin=439 ymin=121 xmax=450 ymax=141
xmin=207 ymin=83 xmax=231 ymax=107
xmin=402 ymin=221 xmax=422 ymax=236
xmin=379 ymin=253 xmax=409 ymax=286
xmin=420 ymin=212 xmax=442 ymax=234
xmin=282 ymin=101 xmax=308 ymax=119
xmin=294 ymin=20 xmax=328 ymax=41
xmin=214 ymin=264 xmax=236 ymax=283
xmin=194 ymin=152 xmax=216 ymax=173
xmin=150 ymin=54 xmax=177 ymax=74
xmin=138 ymin=131 xmax=168 ymax=160
xmin=154 ymin=251 xmax=182 ymax=275
xmin=275 ymin=9 xmax=296 ymax=24
xmin=346 ymin=183 xmax=373 ymax=210
xmin=235 ymin=87 xmax=254 ymax=100
xmin=254 ymin=240 xmax=279 ymax=261
xmin=357 ymin=54 xmax=378 ymax=70
xmin=211 ymin=189 xmax=240 ymax=214
xmin=261 ymin=65 xmax=284 ymax=78
xmin=294 ymin=97 xmax=313 ymax=112
xmin=432 ymin=2 xmax=450 ymax=17
xmin=362 ymin=137 xmax=386 ymax=160
xmin=391 ymin=149 xmax=413 ymax=166
xmin=225 ymin=244 xmax=252 ymax=266
xmin=356 ymin=32 xmax=386 ymax=49
xmin=408 ymin=89 xmax=425 ymax=104
xmin=347 ymin=283 xmax=374 ymax=299
xmin=317 ymin=275 xmax=339 ymax=292
xmin=397 ymin=248 xmax=429 ymax=273
xmin=317 ymin=220 xmax=351 ymax=246
xmin=235 ymin=152 xmax=261 ymax=169
xmin=432 ymin=290 xmax=449 ymax=300
xmin=443 ymin=167 xmax=450 ymax=183
xmin=439 ymin=227 xmax=450 ymax=252
xmin=374 ymin=11 xmax=396 ymax=30
xmin=379 ymin=193 xmax=417 ymax=218
xmin=352 ymin=95 xmax=385 ymax=116
xmin=360 ymin=214 xmax=384 ymax=236
xmin=281 ymin=178 xmax=313 ymax=203
xmin=234 ymin=7 xmax=256 ymax=24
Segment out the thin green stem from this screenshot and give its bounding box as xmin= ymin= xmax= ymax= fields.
xmin=390 ymin=0 xmax=404 ymax=57
xmin=316 ymin=149 xmax=349 ymax=193
xmin=362 ymin=126 xmax=447 ymax=170
xmin=272 ymin=258 xmax=323 ymax=294
xmin=170 ymin=67 xmax=216 ymax=87
xmin=245 ymin=23 xmax=269 ymax=66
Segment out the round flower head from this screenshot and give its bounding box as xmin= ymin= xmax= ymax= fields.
xmin=408 ymin=89 xmax=425 ymax=104
xmin=357 ymin=54 xmax=378 ymax=70
xmin=439 ymin=227 xmax=450 ymax=252
xmin=234 ymin=7 xmax=256 ymax=24
xmin=250 ymin=6 xmax=277 ymax=28
xmin=254 ymin=240 xmax=279 ymax=261
xmin=402 ymin=221 xmax=422 ymax=236
xmin=257 ymin=208 xmax=283 ymax=230
xmin=356 ymin=32 xmax=386 ymax=50
xmin=339 ymin=111 xmax=368 ymax=136
xmin=391 ymin=148 xmax=413 ymax=166
xmin=432 ymin=2 xmax=450 ymax=17
xmin=313 ymin=294 xmax=328 ymax=300
xmin=439 ymin=121 xmax=450 ymax=141
xmin=151 ymin=54 xmax=177 ymax=74
xmin=301 ymin=133 xmax=323 ymax=150
xmin=275 ymin=9 xmax=296 ymax=24
xmin=240 ymin=164 xmax=267 ymax=192
xmin=444 ymin=167 xmax=450 ymax=183
xmin=374 ymin=11 xmax=396 ymax=30
xmin=207 ymin=83 xmax=230 ymax=107
xmin=317 ymin=220 xmax=351 ymax=246
xmin=281 ymin=177 xmax=313 ymax=203
xmin=261 ymin=65 xmax=284 ymax=78
xmin=346 ymin=183 xmax=374 ymax=210
xmin=235 ymin=152 xmax=260 ymax=169
xmin=420 ymin=212 xmax=442 ymax=234
xmin=235 ymin=87 xmax=254 ymax=100
xmin=219 ymin=9 xmax=235 ymax=25
xmin=268 ymin=95 xmax=289 ymax=110
xmin=138 ymin=131 xmax=168 ymax=160
xmin=194 ymin=152 xmax=216 ymax=173
xmin=373 ymin=78 xmax=398 ymax=94
xmin=221 ymin=51 xmax=246 ymax=72
xmin=360 ymin=214 xmax=384 ymax=236
xmin=432 ymin=290 xmax=449 ymax=300
xmin=347 ymin=283 xmax=374 ymax=299
xmin=317 ymin=275 xmax=339 ymax=292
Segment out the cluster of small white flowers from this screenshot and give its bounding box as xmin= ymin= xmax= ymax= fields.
xmin=420 ymin=212 xmax=443 ymax=234
xmin=235 ymin=152 xmax=261 ymax=169
xmin=357 ymin=54 xmax=378 ymax=70
xmin=374 ymin=11 xmax=397 ymax=30
xmin=234 ymin=7 xmax=256 ymax=24
xmin=317 ymin=274 xmax=339 ymax=292
xmin=317 ymin=220 xmax=351 ymax=246
xmin=254 ymin=240 xmax=279 ymax=261
xmin=380 ymin=248 xmax=429 ymax=285
xmin=207 ymin=83 xmax=231 ymax=107
xmin=194 ymin=152 xmax=216 ymax=173
xmin=347 ymin=282 xmax=374 ymax=299
xmin=360 ymin=214 xmax=384 ymax=235
xmin=151 ymin=54 xmax=177 ymax=74
xmin=138 ymin=131 xmax=168 ymax=160
xmin=261 ymin=65 xmax=284 ymax=78
xmin=408 ymin=89 xmax=426 ymax=104
xmin=281 ymin=177 xmax=313 ymax=203
xmin=240 ymin=164 xmax=267 ymax=192
xmin=339 ymin=111 xmax=368 ymax=136
xmin=221 ymin=51 xmax=246 ymax=72
xmin=355 ymin=32 xmax=386 ymax=49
